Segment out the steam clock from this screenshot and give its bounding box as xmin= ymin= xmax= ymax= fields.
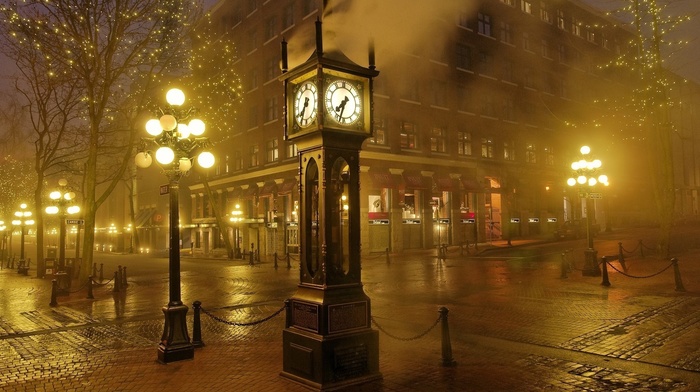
xmin=279 ymin=21 xmax=381 ymax=390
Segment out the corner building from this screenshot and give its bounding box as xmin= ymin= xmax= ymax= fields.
xmin=185 ymin=0 xmax=699 ymax=257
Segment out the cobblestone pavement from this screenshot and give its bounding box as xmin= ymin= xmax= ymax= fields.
xmin=1 ymin=227 xmax=699 ymax=391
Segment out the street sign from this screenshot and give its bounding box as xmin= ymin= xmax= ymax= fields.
xmin=589 ymin=193 xmax=603 ymax=199
xmin=66 ymin=219 xmax=84 ymax=225
xmin=160 ymin=184 xmax=169 ymax=195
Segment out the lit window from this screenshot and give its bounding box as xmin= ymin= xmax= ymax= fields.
xmin=481 ymin=138 xmax=494 ymax=158
xmin=430 ymin=127 xmax=446 ymax=153
xmin=400 ymin=121 xmax=418 ymax=150
xmin=521 ymin=1 xmax=532 ymax=14
xmin=458 ymin=132 xmax=472 ymax=156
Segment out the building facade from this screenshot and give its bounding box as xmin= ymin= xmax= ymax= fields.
xmin=155 ymin=0 xmax=700 ymax=257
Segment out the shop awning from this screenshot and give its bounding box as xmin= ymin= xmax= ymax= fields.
xmin=461 ymin=177 xmax=483 ymax=192
xmin=277 ymin=179 xmax=297 ymax=194
xmin=134 ymin=208 xmax=155 ymax=228
xmin=368 ymin=172 xmax=400 ymax=189
xmin=434 ymin=176 xmax=458 ymax=192
xmin=259 ymin=182 xmax=277 ymax=196
xmin=403 ymin=172 xmax=431 ymax=190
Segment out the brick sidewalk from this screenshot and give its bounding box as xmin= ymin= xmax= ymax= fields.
xmin=1 ymin=227 xmax=700 ymax=391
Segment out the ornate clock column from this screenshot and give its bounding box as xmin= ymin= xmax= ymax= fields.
xmin=279 ymin=21 xmax=381 ymax=390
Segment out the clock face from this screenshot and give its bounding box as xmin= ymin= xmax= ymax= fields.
xmin=294 ymin=81 xmax=318 ymax=128
xmin=325 ymin=79 xmax=362 ymax=125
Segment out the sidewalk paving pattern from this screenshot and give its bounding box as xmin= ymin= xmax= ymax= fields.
xmin=0 ymin=227 xmax=699 ymax=391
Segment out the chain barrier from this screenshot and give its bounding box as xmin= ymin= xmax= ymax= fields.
xmin=91 ymin=277 xmax=115 ymax=287
xmin=200 ymin=304 xmax=286 ymax=327
xmin=604 ymin=259 xmax=674 ymax=279
xmin=371 ymin=314 xmax=441 ymax=341
xmin=67 ymin=279 xmax=89 ymax=294
xmin=619 ymin=242 xmax=640 ymax=255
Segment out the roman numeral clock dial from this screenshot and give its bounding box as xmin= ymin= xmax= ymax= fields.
xmin=325 ymin=80 xmax=362 ymax=125
xmin=294 ymin=81 xmax=318 ymax=128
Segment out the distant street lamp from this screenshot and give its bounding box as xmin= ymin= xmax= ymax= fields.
xmin=12 ymin=203 xmax=34 ymax=263
xmin=45 ymin=179 xmax=81 ymax=274
xmin=567 ymin=146 xmax=609 ymax=276
xmin=229 ymin=204 xmax=243 ymax=258
xmin=0 ymin=220 xmax=7 ymax=263
xmin=135 ymin=87 xmax=215 ymax=363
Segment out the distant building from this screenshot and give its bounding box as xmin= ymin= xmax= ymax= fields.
xmin=139 ymin=0 xmax=699 ymax=257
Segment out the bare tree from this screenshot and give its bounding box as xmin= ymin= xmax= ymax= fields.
xmin=0 ymin=0 xmax=202 ymax=280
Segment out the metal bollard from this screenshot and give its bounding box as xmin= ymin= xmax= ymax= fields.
xmin=439 ymin=307 xmax=456 ymax=367
xmin=92 ymin=263 xmax=97 ymax=277
xmin=560 ymin=253 xmax=568 ymax=279
xmin=192 ymin=301 xmax=205 ymax=348
xmin=118 ymin=265 xmax=123 ymax=287
xmin=49 ymin=279 xmax=58 ymax=307
xmin=87 ymin=276 xmax=94 ymax=299
xmin=99 ymin=263 xmax=104 ymax=282
xmin=618 ymin=242 xmax=627 ymax=272
xmin=112 ymin=271 xmax=120 ymax=293
xmin=122 ymin=266 xmax=128 ymax=287
xmin=385 ymin=248 xmax=390 ymax=265
xmin=601 ymin=257 xmax=611 ymax=287
xmin=672 ymin=258 xmax=686 ymax=292
xmin=274 ymin=252 xmax=278 ymax=269
xmin=286 ymin=253 xmax=291 ymax=269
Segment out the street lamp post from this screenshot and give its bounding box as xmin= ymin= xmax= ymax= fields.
xmin=12 ymin=203 xmax=35 ymax=264
xmin=567 ymin=146 xmax=609 ymax=276
xmin=229 ymin=204 xmax=243 ymax=259
xmin=135 ymin=87 xmax=215 ymax=364
xmin=45 ymin=179 xmax=81 ymax=274
xmin=0 ymin=220 xmax=7 ymax=263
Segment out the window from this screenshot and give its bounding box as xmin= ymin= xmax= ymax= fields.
xmin=432 ymin=80 xmax=447 ymax=107
xmin=557 ymin=10 xmax=566 ymax=30
xmin=402 ymin=79 xmax=419 ymax=101
xmin=500 ymin=22 xmax=513 ymax=44
xmin=456 ymin=43 xmax=472 ymax=70
xmin=523 ymin=67 xmax=536 ymax=89
xmin=457 ymin=132 xmax=472 ymax=156
xmin=503 ymin=140 xmax=515 ymax=161
xmin=544 ymin=146 xmax=554 ymax=165
xmin=233 ymin=150 xmax=242 ymax=171
xmin=458 ymin=11 xmax=470 ymax=29
xmin=478 ymin=52 xmax=493 ymax=75
xmin=540 ymin=2 xmax=552 ymax=23
xmin=522 ymin=32 xmax=531 ymax=51
xmin=571 ymin=18 xmax=581 ymax=37
xmin=602 ymin=34 xmax=610 ymax=49
xmin=224 ymin=155 xmax=230 ymax=173
xmin=287 ymin=143 xmax=298 ymax=159
xmin=247 ymin=0 xmax=257 ymax=14
xmin=457 ymin=86 xmax=473 ymax=112
xmin=247 ymin=29 xmax=258 ymax=53
xmin=525 ymin=143 xmax=536 ymax=163
xmin=502 ymin=60 xmax=514 ymax=82
xmin=400 ymin=121 xmax=418 ymax=150
xmin=265 ymin=16 xmax=278 ymax=41
xmin=558 ymin=43 xmax=568 ymax=64
xmin=542 ymin=72 xmax=554 ymax=94
xmin=502 ymin=97 xmax=515 ymax=121
xmin=282 ymin=3 xmax=294 ymax=30
xmin=481 ymin=138 xmax=494 ymax=158
xmin=248 ymin=68 xmax=258 ymax=91
xmin=266 ymin=96 xmax=279 ymax=122
xmin=266 ymin=138 xmax=279 ymax=163
xmin=587 ymin=30 xmax=596 ymax=43
xmin=370 ymin=115 xmax=387 ymax=145
xmin=249 ymin=144 xmax=260 ymax=167
xmin=481 ymin=94 xmax=495 ymax=117
xmin=266 ymin=57 xmax=277 ymax=81
xmin=521 ymin=1 xmax=532 ymax=14
xmin=477 ymin=13 xmax=492 ymax=36
xmin=430 ymin=127 xmax=446 ymax=153
xmin=541 ymin=39 xmax=550 ymax=58
xmin=500 ymin=0 xmax=514 ymax=5
xmin=248 ymin=105 xmax=258 ymax=128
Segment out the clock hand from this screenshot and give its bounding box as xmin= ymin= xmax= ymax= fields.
xmin=298 ymin=97 xmax=309 ymax=124
xmin=335 ymin=96 xmax=349 ymax=120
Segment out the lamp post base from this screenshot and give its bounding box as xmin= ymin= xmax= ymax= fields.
xmin=582 ymin=248 xmax=600 ymax=276
xmin=157 ymin=303 xmax=194 ymax=363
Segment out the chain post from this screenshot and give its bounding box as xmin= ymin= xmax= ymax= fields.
xmin=87 ymin=276 xmax=94 ymax=299
xmin=439 ymin=307 xmax=456 ymax=367
xmin=122 ymin=266 xmax=127 ymax=287
xmin=49 ymin=279 xmax=58 ymax=307
xmin=672 ymin=258 xmax=686 ymax=292
xmin=192 ymin=301 xmax=205 ymax=348
xmin=560 ymin=253 xmax=568 ymax=279
xmin=601 ymin=256 xmax=610 ymax=287
xmin=112 ymin=271 xmax=120 ymax=293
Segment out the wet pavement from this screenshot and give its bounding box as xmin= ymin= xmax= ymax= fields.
xmin=1 ymin=226 xmax=699 ymax=391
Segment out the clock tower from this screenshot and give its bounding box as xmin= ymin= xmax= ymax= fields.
xmin=279 ymin=20 xmax=381 ymax=390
